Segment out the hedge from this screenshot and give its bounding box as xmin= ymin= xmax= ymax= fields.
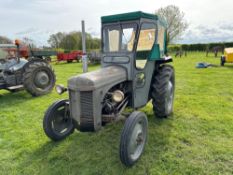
xmin=168 ymin=42 xmax=233 ymax=52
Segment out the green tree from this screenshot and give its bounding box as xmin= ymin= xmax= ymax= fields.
xmin=156 ymin=5 xmax=188 ymax=44
xmin=48 ymin=31 xmax=100 ymax=51
xmin=48 ymin=32 xmax=65 ymax=48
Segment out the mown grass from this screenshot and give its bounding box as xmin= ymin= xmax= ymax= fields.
xmin=0 ymin=53 xmax=233 ymax=175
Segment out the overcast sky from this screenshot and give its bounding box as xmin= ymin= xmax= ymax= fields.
xmin=0 ymin=0 xmax=233 ymax=46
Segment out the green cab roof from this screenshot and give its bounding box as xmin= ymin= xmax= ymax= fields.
xmin=101 ymin=11 xmax=159 ymax=24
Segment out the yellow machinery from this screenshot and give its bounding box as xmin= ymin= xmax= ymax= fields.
xmin=221 ymin=48 xmax=233 ymax=66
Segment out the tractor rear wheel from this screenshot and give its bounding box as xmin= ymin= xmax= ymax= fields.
xmin=43 ymin=100 xmax=74 ymax=141
xmin=23 ymin=61 xmax=56 ymax=96
xmin=221 ymin=56 xmax=225 ymax=66
xmin=151 ymin=65 xmax=175 ymax=118
xmin=120 ymin=111 xmax=148 ymax=166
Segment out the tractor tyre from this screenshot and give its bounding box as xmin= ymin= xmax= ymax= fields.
xmin=151 ymin=65 xmax=175 ymax=118
xmin=23 ymin=61 xmax=56 ymax=96
xmin=120 ymin=111 xmax=148 ymax=167
xmin=221 ymin=56 xmax=225 ymax=66
xmin=43 ymin=99 xmax=75 ymax=141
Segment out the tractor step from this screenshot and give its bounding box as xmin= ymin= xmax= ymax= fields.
xmin=6 ymin=85 xmax=24 ymax=90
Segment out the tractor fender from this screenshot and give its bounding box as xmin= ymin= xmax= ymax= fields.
xmin=23 ymin=57 xmax=48 ymax=71
xmin=4 ymin=58 xmax=28 ymax=72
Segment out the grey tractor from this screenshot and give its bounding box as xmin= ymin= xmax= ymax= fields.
xmin=43 ymin=11 xmax=175 ymax=166
xmin=0 ymin=42 xmax=56 ymax=96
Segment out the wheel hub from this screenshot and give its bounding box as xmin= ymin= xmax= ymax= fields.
xmin=136 ymin=133 xmax=143 ymax=145
xmin=52 ymin=111 xmax=72 ymax=134
xmin=129 ymin=122 xmax=145 ymax=160
xmin=35 ymin=71 xmax=49 ymax=88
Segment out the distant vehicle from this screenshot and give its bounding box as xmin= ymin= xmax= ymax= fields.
xmin=221 ymin=48 xmax=233 ymax=66
xmin=0 ymin=43 xmax=57 ymax=61
xmin=57 ymin=51 xmax=83 ymax=63
xmin=88 ymin=51 xmax=101 ymax=64
xmin=0 ymin=44 xmax=29 ymax=58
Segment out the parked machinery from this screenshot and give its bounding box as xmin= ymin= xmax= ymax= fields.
xmin=57 ymin=51 xmax=83 ymax=63
xmin=0 ymin=40 xmax=56 ymax=96
xmin=43 ymin=11 xmax=175 ymax=166
xmin=221 ymin=48 xmax=233 ymax=66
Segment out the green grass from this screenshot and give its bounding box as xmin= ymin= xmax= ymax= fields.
xmin=0 ymin=53 xmax=233 ymax=175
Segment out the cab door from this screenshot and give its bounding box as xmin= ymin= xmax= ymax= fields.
xmin=133 ymin=22 xmax=157 ymax=108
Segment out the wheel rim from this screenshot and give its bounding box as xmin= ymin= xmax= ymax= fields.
xmin=51 ymin=105 xmax=73 ymax=136
xmin=166 ymin=80 xmax=174 ymax=113
xmin=34 ymin=71 xmax=50 ymax=88
xmin=128 ymin=119 xmax=147 ymax=161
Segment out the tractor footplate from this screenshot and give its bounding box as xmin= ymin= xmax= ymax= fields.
xmin=6 ymin=85 xmax=24 ymax=90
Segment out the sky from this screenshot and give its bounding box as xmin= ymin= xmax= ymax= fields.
xmin=0 ymin=0 xmax=233 ymax=46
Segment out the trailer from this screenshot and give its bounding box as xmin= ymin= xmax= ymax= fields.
xmin=57 ymin=51 xmax=83 ymax=63
xmin=30 ymin=50 xmax=57 ymax=62
xmin=0 ymin=44 xmax=57 ymax=61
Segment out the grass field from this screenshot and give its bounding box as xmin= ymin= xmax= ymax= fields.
xmin=0 ymin=52 xmax=233 ymax=175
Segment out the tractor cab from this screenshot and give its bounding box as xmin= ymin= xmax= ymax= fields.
xmin=101 ymin=11 xmax=170 ymax=107
xmin=101 ymin=11 xmax=168 ymax=69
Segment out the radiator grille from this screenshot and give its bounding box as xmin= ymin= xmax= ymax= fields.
xmin=80 ymin=91 xmax=94 ymax=131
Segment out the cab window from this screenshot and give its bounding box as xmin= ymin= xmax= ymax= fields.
xmin=136 ymin=23 xmax=157 ymax=69
xmin=158 ymin=25 xmax=165 ymax=52
xmin=103 ymin=24 xmax=137 ymax=53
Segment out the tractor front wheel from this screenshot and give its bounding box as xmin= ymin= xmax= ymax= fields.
xmin=23 ymin=61 xmax=56 ymax=96
xmin=120 ymin=111 xmax=148 ymax=166
xmin=43 ymin=100 xmax=75 ymax=141
xmin=151 ymin=65 xmax=175 ymax=118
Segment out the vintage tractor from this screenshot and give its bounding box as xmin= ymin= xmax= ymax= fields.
xmin=43 ymin=11 xmax=175 ymax=166
xmin=221 ymin=48 xmax=233 ymax=66
xmin=0 ymin=40 xmax=56 ymax=96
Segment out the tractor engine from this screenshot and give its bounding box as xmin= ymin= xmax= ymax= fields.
xmin=68 ymin=66 xmax=127 ymax=132
xmin=0 ymin=58 xmax=28 ymax=86
xmin=101 ymin=83 xmax=128 ymax=115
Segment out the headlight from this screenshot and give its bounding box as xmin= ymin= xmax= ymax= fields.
xmin=55 ymin=84 xmax=67 ymax=95
xmin=112 ymin=90 xmax=124 ymax=103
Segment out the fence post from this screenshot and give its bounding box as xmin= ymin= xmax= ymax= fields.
xmin=81 ymin=20 xmax=88 ymax=73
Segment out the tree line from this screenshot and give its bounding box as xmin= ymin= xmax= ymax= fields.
xmin=168 ymin=42 xmax=233 ymax=52
xmin=47 ymin=31 xmax=101 ymax=51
